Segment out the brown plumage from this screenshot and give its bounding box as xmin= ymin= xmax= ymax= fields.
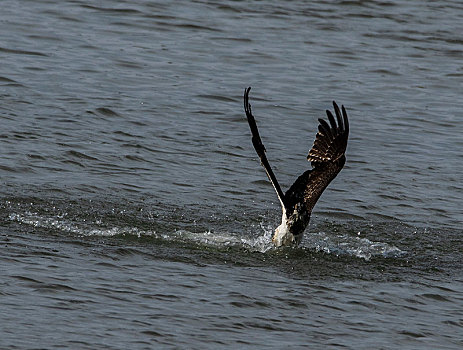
xmin=244 ymin=87 xmax=349 ymax=247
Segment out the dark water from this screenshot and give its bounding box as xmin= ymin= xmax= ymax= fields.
xmin=1 ymin=0 xmax=462 ymax=348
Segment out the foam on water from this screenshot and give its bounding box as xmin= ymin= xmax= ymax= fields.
xmin=304 ymin=230 xmax=405 ymax=261
xmin=8 ymin=212 xmax=404 ymax=260
xmin=9 ymin=212 xmax=155 ymax=238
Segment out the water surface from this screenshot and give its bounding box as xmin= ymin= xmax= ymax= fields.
xmin=1 ymin=0 xmax=462 ymax=349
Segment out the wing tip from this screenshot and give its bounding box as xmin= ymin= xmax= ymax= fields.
xmin=307 ymin=101 xmax=350 ymax=167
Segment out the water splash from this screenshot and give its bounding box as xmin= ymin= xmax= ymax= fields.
xmin=240 ymin=221 xmax=274 ymax=253
xmin=8 ymin=212 xmax=403 ymax=260
xmin=8 ymin=212 xmax=156 ymax=238
xmin=304 ymin=231 xmax=405 ymax=261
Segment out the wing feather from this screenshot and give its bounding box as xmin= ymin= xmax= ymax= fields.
xmin=244 ymin=87 xmax=287 ymax=211
xmin=285 ymin=101 xmax=349 ymax=213
xmin=326 ymin=110 xmax=337 ymax=131
xmin=333 ymin=102 xmax=344 ymax=131
xmin=307 ymin=101 xmax=349 ymax=167
xmin=243 ymin=90 xmax=350 ymax=217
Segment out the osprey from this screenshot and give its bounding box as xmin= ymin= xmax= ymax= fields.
xmin=244 ymin=87 xmax=349 ymax=247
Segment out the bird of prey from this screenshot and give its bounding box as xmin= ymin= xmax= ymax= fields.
xmin=244 ymin=87 xmax=349 ymax=247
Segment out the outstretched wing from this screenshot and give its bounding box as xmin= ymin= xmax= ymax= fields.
xmin=244 ymin=87 xmax=287 ymax=211
xmin=307 ymin=101 xmax=349 ymax=168
xmin=285 ymin=101 xmax=349 ymax=212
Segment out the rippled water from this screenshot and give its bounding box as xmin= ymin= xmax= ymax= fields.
xmin=1 ymin=0 xmax=462 ymax=349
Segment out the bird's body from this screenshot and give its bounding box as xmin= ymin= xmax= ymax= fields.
xmin=244 ymin=87 xmax=349 ymax=247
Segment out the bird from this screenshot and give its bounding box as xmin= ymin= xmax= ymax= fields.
xmin=244 ymin=87 xmax=349 ymax=247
